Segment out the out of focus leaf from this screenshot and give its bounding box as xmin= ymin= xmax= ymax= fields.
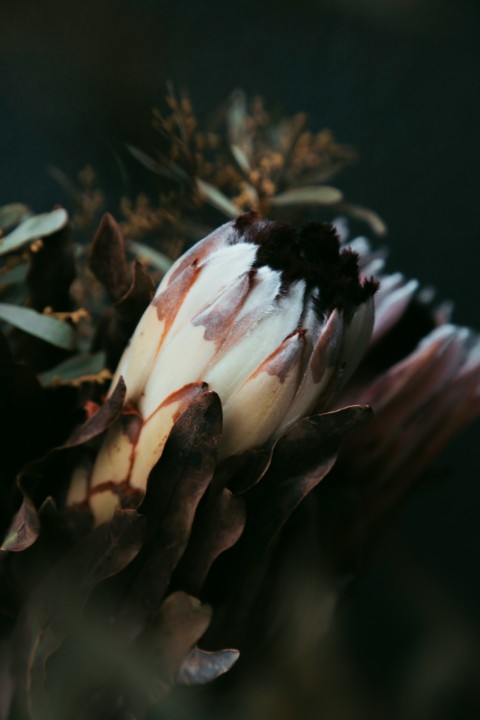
xmin=130 ymin=592 xmax=212 ymax=710
xmin=38 ymin=352 xmax=107 ymax=386
xmin=0 ymin=263 xmax=28 ymax=286
xmin=270 ymin=185 xmax=344 ymax=207
xmin=129 ymin=241 xmax=173 ymax=273
xmin=0 ymin=304 xmax=76 ymax=350
xmin=177 ymin=647 xmax=240 ymax=685
xmin=127 ymin=145 xmax=191 ymax=184
xmin=0 ymin=208 xmax=68 ymax=257
xmin=230 ymin=143 xmax=251 ymax=176
xmin=196 ymin=179 xmax=241 ymax=218
xmin=338 ymin=201 xmax=387 ymax=236
xmin=0 ymin=203 xmax=32 ymax=231
xmin=0 ymin=378 xmax=126 ymax=554
xmin=226 ymin=89 xmax=248 ymax=141
xmin=23 ymin=510 xmax=145 ymax=719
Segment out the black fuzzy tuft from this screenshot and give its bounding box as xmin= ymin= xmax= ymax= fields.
xmin=234 ymin=214 xmax=378 ymax=315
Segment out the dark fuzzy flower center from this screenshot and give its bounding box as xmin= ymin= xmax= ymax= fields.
xmin=234 ymin=212 xmax=378 ymax=315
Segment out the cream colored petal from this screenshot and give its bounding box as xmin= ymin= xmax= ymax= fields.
xmin=220 ymin=331 xmax=305 ymax=459
xmin=373 ymin=279 xmax=418 ymax=344
xmin=339 ymin=296 xmax=375 ymax=385
xmin=163 ymin=243 xmax=258 ymax=343
xmin=129 ymin=382 xmax=208 ymax=491
xmin=65 ymin=463 xmax=90 ymax=507
xmin=139 ymin=323 xmax=215 ymax=417
xmin=90 ymin=490 xmax=121 ymax=526
xmin=203 ymin=279 xmax=305 ymax=401
xmin=159 ymin=220 xmax=235 ymax=290
xmin=276 ymin=309 xmax=345 ymax=435
xmin=90 ymin=421 xmax=137 ymax=489
xmin=110 ymin=303 xmax=165 ymax=402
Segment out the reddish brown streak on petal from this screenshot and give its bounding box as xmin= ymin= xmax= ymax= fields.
xmin=85 ymin=479 xmax=144 ymax=508
xmin=311 ymin=310 xmax=344 ymax=383
xmin=166 ymin=223 xmax=236 ymax=286
xmin=154 ymin=261 xmax=202 ymax=337
xmin=192 ymin=270 xmax=255 ymax=342
xmin=120 ymin=411 xmax=143 ymax=445
xmin=253 ymin=329 xmax=306 ymax=384
xmin=143 ymin=382 xmax=209 ymax=424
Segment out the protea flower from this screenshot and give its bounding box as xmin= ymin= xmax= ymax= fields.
xmin=67 ymin=213 xmax=377 ymax=523
xmin=1 ymin=198 xmax=480 ymax=720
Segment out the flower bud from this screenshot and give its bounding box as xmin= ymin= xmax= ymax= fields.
xmin=67 ymin=213 xmax=377 ymax=523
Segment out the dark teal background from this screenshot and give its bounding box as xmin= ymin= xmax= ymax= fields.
xmin=1 ymin=0 xmax=479 ymax=715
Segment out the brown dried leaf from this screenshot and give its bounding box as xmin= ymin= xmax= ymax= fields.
xmin=173 ymin=488 xmax=246 ymax=596
xmin=115 ymin=391 xmax=222 ymax=636
xmin=61 ymin=377 xmax=126 ymax=448
xmin=131 ymin=592 xmax=212 ymax=710
xmin=0 ymin=498 xmax=40 ymax=553
xmin=0 ymin=378 xmax=126 ymax=553
xmin=205 ymin=405 xmax=373 ymax=641
xmin=88 ymin=213 xmax=131 ymax=301
xmin=23 ymin=510 xmax=145 ymax=720
xmin=94 ymin=259 xmax=155 ymax=368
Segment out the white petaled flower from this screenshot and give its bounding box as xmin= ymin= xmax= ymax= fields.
xmin=67 ymin=213 xmax=377 ymax=523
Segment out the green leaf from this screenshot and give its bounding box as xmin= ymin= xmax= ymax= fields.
xmin=0 ymin=208 xmax=68 ymax=257
xmin=0 ymin=263 xmax=28 ymax=286
xmin=129 ymin=241 xmax=173 ymax=273
xmin=0 ymin=303 xmax=76 ymax=350
xmin=196 ymin=179 xmax=241 ymax=218
xmin=127 ymin=145 xmax=191 ymax=184
xmin=38 ymin=351 xmax=107 ymax=385
xmin=0 ymin=203 xmax=32 ymax=231
xmin=270 ymin=185 xmax=344 ymax=207
xmin=230 ymin=143 xmax=251 ymax=176
xmin=337 ymin=202 xmax=387 ymax=236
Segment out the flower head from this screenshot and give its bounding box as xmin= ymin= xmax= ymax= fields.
xmin=67 ymin=213 xmax=377 ymax=522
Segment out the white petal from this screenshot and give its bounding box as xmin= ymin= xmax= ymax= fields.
xmin=203 ymin=278 xmax=304 ymax=402
xmin=220 ymin=331 xmax=305 ymax=458
xmin=277 ymin=309 xmax=345 ymax=434
xmin=110 ymin=303 xmax=165 ymax=402
xmin=130 ymin=383 xmax=208 ymax=490
xmin=373 ymin=278 xmax=419 ymax=343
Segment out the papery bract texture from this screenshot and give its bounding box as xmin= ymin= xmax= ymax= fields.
xmin=67 ymin=213 xmax=377 ymax=523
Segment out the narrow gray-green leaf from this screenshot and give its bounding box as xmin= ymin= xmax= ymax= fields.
xmin=129 ymin=241 xmax=173 ymax=273
xmin=226 ymin=89 xmax=248 ymax=139
xmin=127 ymin=145 xmax=190 ymax=184
xmin=0 ymin=203 xmax=32 ymax=231
xmin=337 ymin=202 xmax=387 ymax=236
xmin=0 ymin=263 xmax=28 ymax=286
xmin=38 ymin=351 xmax=107 ymax=385
xmin=0 ymin=208 xmax=68 ymax=257
xmin=270 ymin=185 xmax=344 ymax=207
xmin=0 ymin=303 xmax=76 ymax=350
xmin=196 ymin=179 xmax=240 ymax=218
xmin=230 ymin=143 xmax=251 ymax=176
